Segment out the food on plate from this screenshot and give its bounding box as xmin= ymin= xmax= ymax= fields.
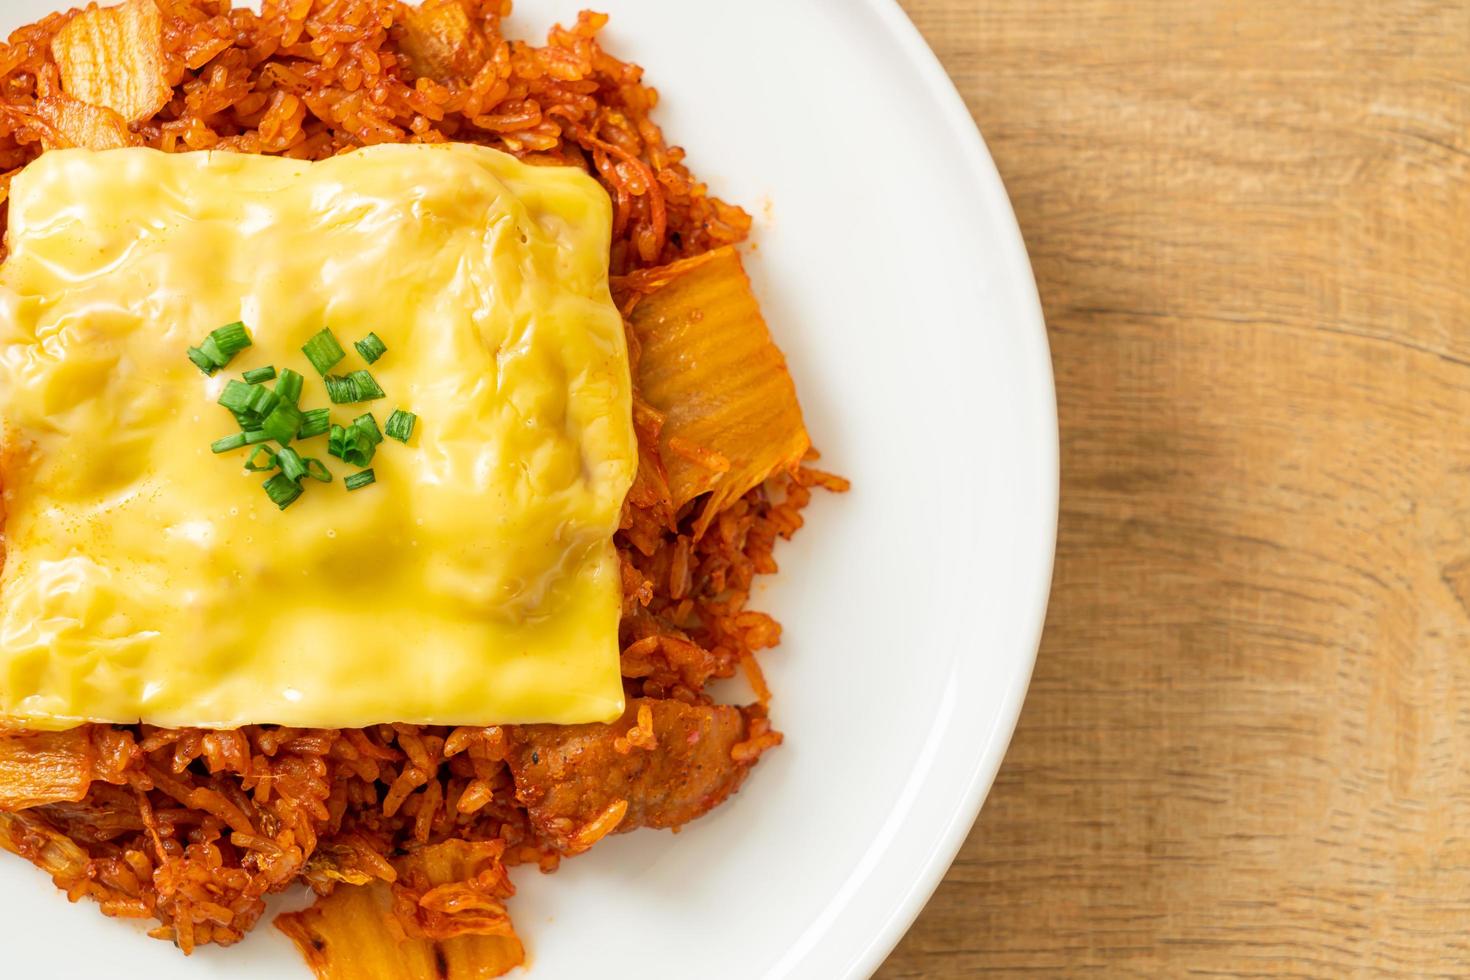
xmin=0 ymin=0 xmax=847 ymax=975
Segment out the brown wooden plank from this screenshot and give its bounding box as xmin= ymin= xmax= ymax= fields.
xmin=881 ymin=1 xmax=1470 ymax=975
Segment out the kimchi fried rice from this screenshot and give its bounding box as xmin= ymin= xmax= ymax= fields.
xmin=0 ymin=0 xmax=847 ymax=974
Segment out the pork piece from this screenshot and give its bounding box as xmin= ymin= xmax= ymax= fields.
xmin=506 ymin=699 xmax=763 ymax=853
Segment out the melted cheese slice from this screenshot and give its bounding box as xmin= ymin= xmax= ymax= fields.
xmin=0 ymin=144 xmax=634 ymax=730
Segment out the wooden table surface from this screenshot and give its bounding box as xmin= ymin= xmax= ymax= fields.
xmin=878 ymin=1 xmax=1470 ymax=976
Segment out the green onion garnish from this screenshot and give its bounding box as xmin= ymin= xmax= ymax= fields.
xmin=275 ymin=368 xmax=304 ymax=406
xmin=243 ymin=383 xmax=279 ymax=418
xmin=218 ymin=379 xmax=257 ymax=413
xmin=244 ymin=445 xmax=278 ymax=472
xmin=210 ymin=322 xmax=252 ymax=357
xmin=276 ymin=446 xmax=307 ymax=482
xmin=188 ymin=347 xmax=218 ymax=375
xmin=200 ymin=324 xmax=412 ymax=503
xmin=302 ymin=329 xmax=346 ymax=375
xmin=211 ymin=432 xmax=247 ymax=454
xmin=322 ymin=371 xmax=385 ymax=404
xmin=327 ymin=423 xmax=351 ymax=460
xmin=263 ymin=472 xmax=303 ymax=510
xmin=298 ymin=408 xmax=331 ymax=439
xmin=353 ymin=412 xmax=383 ymax=446
xmin=194 ymin=322 xmax=252 ymax=373
xmin=385 ymin=409 xmax=416 ymax=443
xmin=328 ymin=423 xmax=374 ymax=467
xmin=198 ymin=335 xmax=228 ymax=368
xmin=348 ymin=432 xmax=374 ymax=467
xmin=261 ymin=402 xmax=302 ymax=444
xmin=344 ymin=469 xmax=376 ymax=491
xmin=354 ymin=332 xmax=387 ymax=364
xmin=347 ymin=369 xmax=384 ymax=401
xmin=324 ymin=374 xmax=357 ymax=404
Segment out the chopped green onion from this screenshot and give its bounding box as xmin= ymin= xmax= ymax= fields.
xmin=328 ymin=423 xmax=374 ymax=467
xmin=327 ymin=423 xmax=352 ymax=460
xmin=218 ymin=379 xmax=257 ymax=413
xmin=277 ymin=371 xmax=307 ymax=411
xmin=275 ymin=367 xmax=304 ymax=406
xmin=322 ymin=371 xmax=386 ymax=404
xmin=350 ymin=429 xmax=374 ymax=466
xmin=244 ymin=445 xmax=278 ymax=472
xmin=347 ymin=369 xmax=384 ymax=401
xmin=298 ymin=408 xmax=331 ymax=439
xmin=241 ymin=383 xmax=279 ymax=418
xmin=324 ymin=374 xmax=357 ymax=404
xmin=261 ymin=402 xmax=302 ymax=444
xmin=353 ymin=412 xmax=383 ymax=446
xmin=344 ymin=469 xmax=376 ymax=491
xmin=209 ymin=322 xmax=252 ymax=358
xmin=385 ymin=409 xmax=416 ymax=443
xmin=210 ymin=432 xmax=247 ymax=454
xmin=198 ymin=335 xmax=228 ymax=368
xmin=187 ymin=347 xmax=218 ymax=375
xmin=195 ymin=322 xmax=252 ymax=374
xmin=354 ymin=332 xmax=387 ymax=364
xmin=276 ymin=446 xmax=307 ymax=482
xmin=263 ymin=472 xmax=304 ymax=510
xmin=302 ymin=328 xmax=346 ymax=375
xmin=205 ymin=323 xmax=409 ymax=506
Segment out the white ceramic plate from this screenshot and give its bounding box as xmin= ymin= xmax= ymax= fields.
xmin=0 ymin=1 xmax=1056 ymax=977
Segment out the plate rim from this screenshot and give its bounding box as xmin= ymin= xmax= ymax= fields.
xmin=838 ymin=3 xmax=1057 ymax=977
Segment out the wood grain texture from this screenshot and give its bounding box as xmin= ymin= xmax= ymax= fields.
xmin=879 ymin=1 xmax=1470 ymax=976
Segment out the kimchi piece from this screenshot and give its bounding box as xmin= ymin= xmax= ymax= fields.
xmin=277 ymin=846 xmax=526 ymax=975
xmin=623 ymin=246 xmax=810 ymax=536
xmin=25 ymin=94 xmax=139 ymax=150
xmin=51 ymin=0 xmax=170 ymax=123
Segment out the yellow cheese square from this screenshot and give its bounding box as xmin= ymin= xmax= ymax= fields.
xmin=0 ymin=144 xmax=634 ymax=729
